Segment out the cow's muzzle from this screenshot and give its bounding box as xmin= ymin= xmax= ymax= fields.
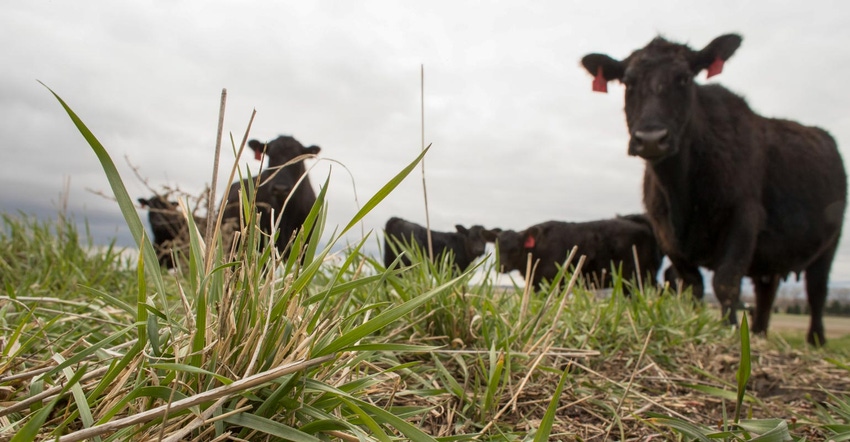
xmin=629 ymin=129 xmax=670 ymax=159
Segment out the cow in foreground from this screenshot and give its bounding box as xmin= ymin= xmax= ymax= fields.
xmin=383 ymin=217 xmax=497 ymax=272
xmin=138 ymin=195 xmax=205 ymax=268
xmin=582 ymin=33 xmax=846 ymax=345
xmin=486 ymin=215 xmax=663 ymax=290
xmin=222 ymin=135 xmax=321 ymax=256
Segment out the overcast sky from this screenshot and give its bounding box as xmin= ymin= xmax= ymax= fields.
xmin=3 ymin=1 xmax=850 ymax=282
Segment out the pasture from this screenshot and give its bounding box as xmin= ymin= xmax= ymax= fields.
xmin=2 ymin=92 xmax=850 ymax=441
xmin=754 ymin=312 xmax=850 ymax=340
xmin=3 ymin=210 xmax=850 ymax=441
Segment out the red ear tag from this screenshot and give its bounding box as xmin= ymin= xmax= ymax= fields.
xmin=524 ymin=235 xmax=536 ymax=248
xmin=254 ymin=150 xmax=263 ymax=161
xmin=592 ymin=66 xmax=608 ymax=93
xmin=706 ymin=57 xmax=724 ymax=79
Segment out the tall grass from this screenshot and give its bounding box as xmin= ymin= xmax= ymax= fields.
xmin=1 ymin=87 xmax=849 ymax=440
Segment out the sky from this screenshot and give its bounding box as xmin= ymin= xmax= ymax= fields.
xmin=3 ymin=1 xmax=850 ymax=282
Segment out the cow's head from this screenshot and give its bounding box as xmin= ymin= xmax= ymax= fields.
xmin=492 ymin=227 xmax=539 ymax=273
xmin=582 ymin=34 xmax=742 ymax=161
xmin=138 ymin=195 xmax=183 ymax=231
xmin=457 ymin=225 xmax=499 ymax=260
xmin=248 ymin=136 xmax=321 ymax=168
xmin=138 ymin=195 xmax=175 ymax=211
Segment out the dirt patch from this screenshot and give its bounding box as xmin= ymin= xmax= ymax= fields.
xmin=397 ymin=340 xmax=850 ymax=440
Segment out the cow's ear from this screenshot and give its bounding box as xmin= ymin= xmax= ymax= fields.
xmin=138 ymin=198 xmax=149 ymax=207
xmin=523 ymin=227 xmax=540 ymax=249
xmin=691 ymin=34 xmax=742 ymax=78
xmin=581 ymin=53 xmax=625 ymax=93
xmin=304 ymin=145 xmax=321 ymax=155
xmin=248 ymin=139 xmax=265 ymax=161
xmin=455 ymin=225 xmax=469 ymax=235
xmin=248 ymin=139 xmax=263 ymax=151
xmin=481 ymin=228 xmax=501 ymax=242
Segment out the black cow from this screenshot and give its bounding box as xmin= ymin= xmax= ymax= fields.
xmin=383 ymin=217 xmax=497 ymax=272
xmin=486 ymin=216 xmax=663 ymax=290
xmin=582 ymin=33 xmax=847 ymax=345
xmin=138 ymin=195 xmax=205 ymax=268
xmin=222 ymin=135 xmax=321 ymax=256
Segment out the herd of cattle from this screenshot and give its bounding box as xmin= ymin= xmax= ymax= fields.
xmin=382 ymin=214 xmax=667 ymax=292
xmin=140 ymin=33 xmax=847 ymax=346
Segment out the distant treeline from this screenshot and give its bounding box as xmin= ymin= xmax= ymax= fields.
xmin=784 ymin=300 xmax=850 ymax=317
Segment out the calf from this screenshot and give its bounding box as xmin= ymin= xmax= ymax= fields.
xmin=488 ymin=216 xmax=663 ymax=290
xmin=138 ymin=195 xmax=205 ymax=268
xmin=222 ymin=135 xmax=321 ymax=256
xmin=383 ymin=217 xmax=496 ymax=272
xmin=582 ymin=33 xmax=847 ymax=345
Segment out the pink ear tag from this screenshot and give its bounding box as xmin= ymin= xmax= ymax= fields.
xmin=706 ymin=57 xmax=724 ymax=78
xmin=592 ymin=66 xmax=608 ymax=93
xmin=524 ymin=235 xmax=536 ymax=248
xmin=254 ymin=150 xmax=263 ymax=161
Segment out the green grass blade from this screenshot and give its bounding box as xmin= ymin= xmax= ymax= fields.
xmin=299 ymin=174 xmax=329 ymax=264
xmin=737 ymin=418 xmax=792 ymax=441
xmin=431 ymin=355 xmax=465 ymax=398
xmin=40 ymin=82 xmax=167 ymax=315
xmin=189 ymin=282 xmax=207 ymax=369
xmin=647 ymin=414 xmax=713 ymax=442
xmin=533 ymin=366 xmax=570 ymax=442
xmin=81 ymin=286 xmax=134 ymax=316
xmin=340 ymin=398 xmax=393 ymax=442
xmin=679 ymin=383 xmax=757 ymax=403
xmin=223 ymin=412 xmax=322 ymax=442
xmin=53 ymin=355 xmax=96 ymax=435
xmin=340 ymin=145 xmax=429 ymax=236
xmin=11 ymin=366 xmax=87 ymax=442
xmin=482 ymin=346 xmax=504 ymax=418
xmin=735 ymin=313 xmax=752 ymax=423
xmin=46 ymin=324 xmax=135 ymax=377
xmin=348 ymin=399 xmax=438 ymax=442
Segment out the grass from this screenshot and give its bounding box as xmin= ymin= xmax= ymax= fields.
xmin=2 ymin=88 xmax=850 ymax=440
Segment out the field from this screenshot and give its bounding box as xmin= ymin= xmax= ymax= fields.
xmin=765 ymin=312 xmax=850 ymax=339
xmin=3 ymin=91 xmax=850 ymax=441
xmin=5 ymin=213 xmax=850 ymax=442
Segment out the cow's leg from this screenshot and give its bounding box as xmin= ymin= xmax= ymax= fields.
xmin=752 ymin=274 xmax=780 ymax=336
xmin=663 ymin=265 xmax=679 ymax=289
xmin=714 ymin=270 xmax=747 ymax=327
xmin=668 ymin=258 xmax=703 ymax=301
xmin=713 ymin=207 xmax=760 ymax=327
xmin=804 ymin=241 xmax=838 ymax=346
